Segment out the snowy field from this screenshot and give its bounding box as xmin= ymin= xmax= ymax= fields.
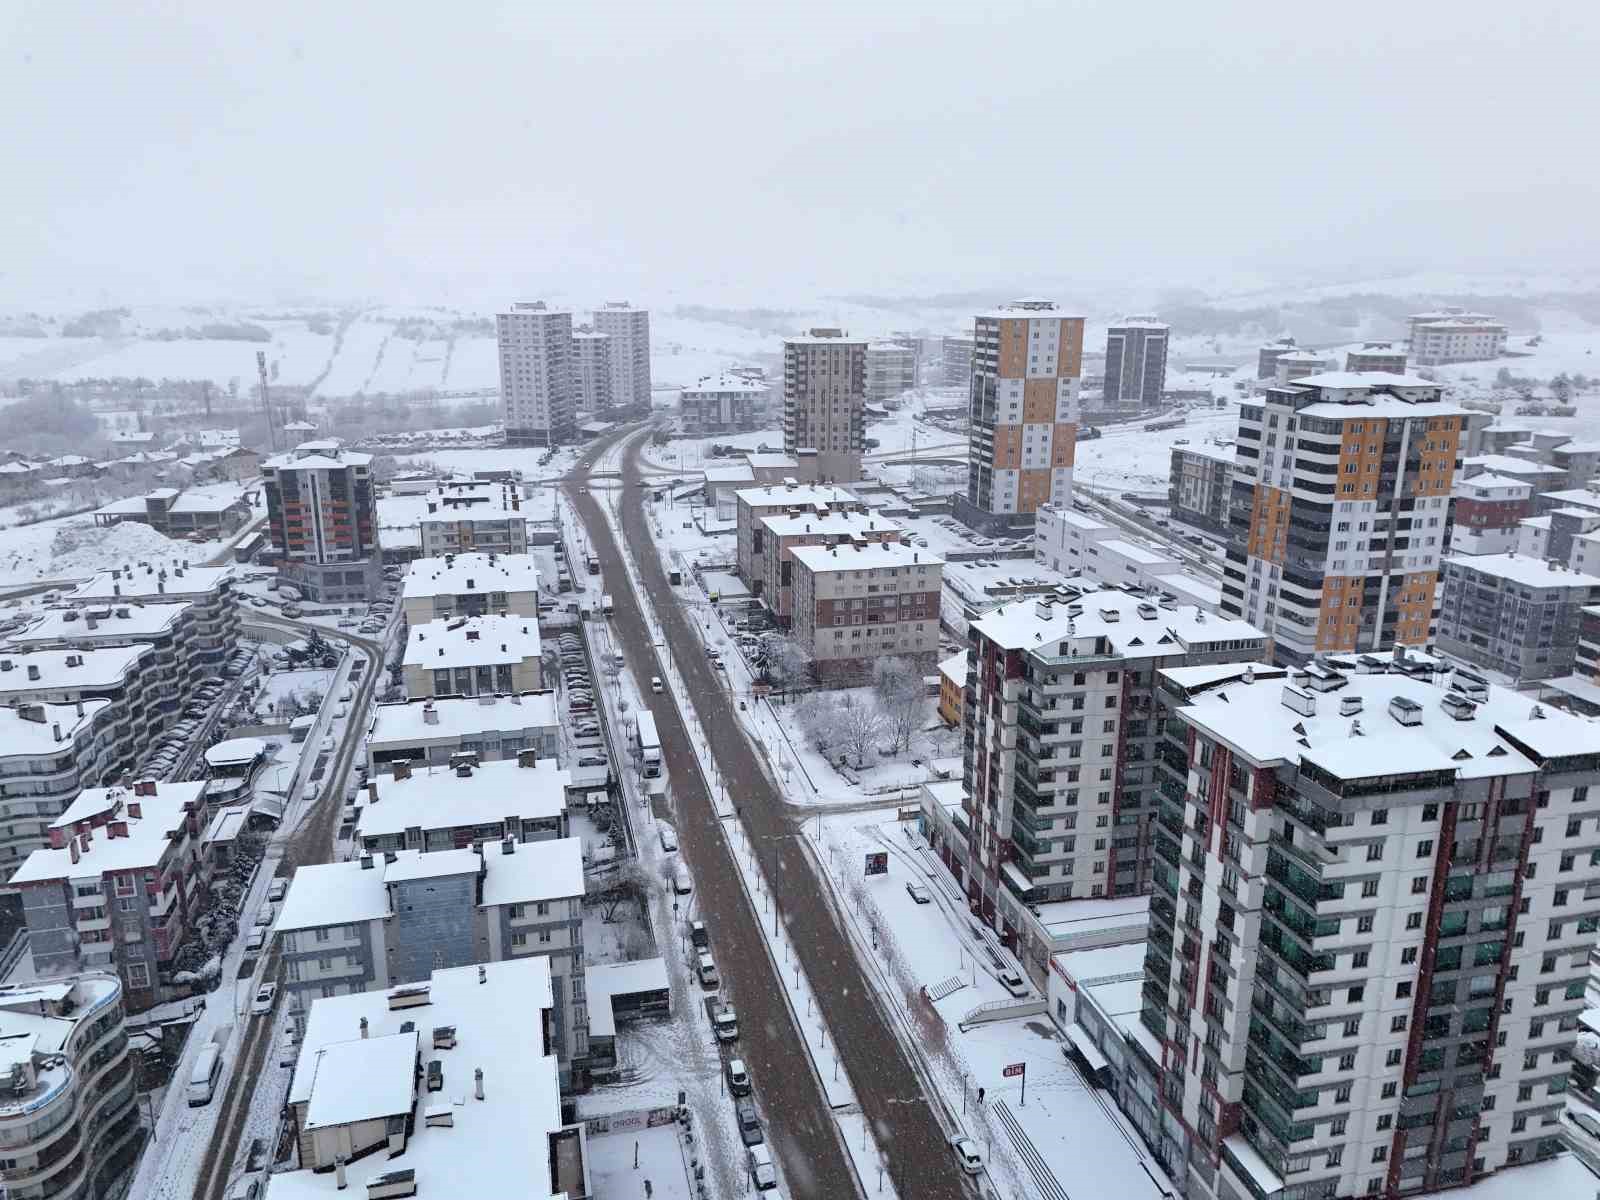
xmin=0 ymin=514 xmax=228 ymax=588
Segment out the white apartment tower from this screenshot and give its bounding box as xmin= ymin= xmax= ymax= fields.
xmin=571 ymin=327 xmax=613 ymax=411
xmin=498 ymin=301 xmax=575 ymax=446
xmin=783 ymin=329 xmax=868 ymax=483
xmin=591 ymin=301 xmax=651 ymax=409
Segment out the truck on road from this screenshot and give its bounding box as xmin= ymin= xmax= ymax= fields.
xmin=635 ymin=712 xmax=662 ymax=778
xmin=601 ymin=593 xmax=614 ymax=616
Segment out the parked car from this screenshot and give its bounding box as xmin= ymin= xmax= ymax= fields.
xmin=651 ymin=676 xmax=664 ymax=693
xmin=245 ymin=928 xmax=266 ymax=953
xmin=998 ymin=969 xmax=1028 ymax=998
xmin=747 ymin=1143 xmax=777 ymax=1191
xmin=725 ymin=1057 xmax=751 ymax=1097
xmin=267 ymin=878 xmax=287 ymax=902
xmin=735 ymin=1095 xmax=763 ymax=1145
xmin=696 ymin=953 xmax=719 ymax=988
xmin=659 ymin=827 xmax=678 ymax=852
xmin=226 ymin=1178 xmax=262 ymax=1200
xmin=906 ymin=883 xmax=932 ymax=904
xmin=250 ymin=983 xmax=277 ymax=1015
xmin=949 ymin=1136 xmax=983 ymax=1175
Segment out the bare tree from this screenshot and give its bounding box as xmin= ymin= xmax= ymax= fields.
xmin=872 ymin=657 xmax=923 ymax=755
xmin=797 ymin=693 xmax=847 ymax=755
xmin=761 ymin=633 xmax=811 ymax=689
xmin=836 ymin=693 xmax=884 ymax=768
xmin=588 ymin=860 xmax=651 ymax=923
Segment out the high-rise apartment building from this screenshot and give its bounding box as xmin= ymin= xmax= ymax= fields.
xmin=1222 ymin=373 xmax=1466 ymax=665
xmin=1258 ymin=337 xmax=1299 ymax=380
xmin=959 ymin=589 xmax=1266 ymax=938
xmin=498 ymin=301 xmax=574 ymax=446
xmin=571 ymin=326 xmax=612 ymax=411
xmin=941 ymin=334 xmax=975 ymax=386
xmin=961 ymin=299 xmax=1084 ymax=530
xmin=591 ymin=301 xmax=651 ymax=410
xmin=782 ymin=329 xmax=867 ymax=483
xmin=261 ymin=440 xmax=380 ymax=602
xmin=1104 ymin=318 xmax=1170 ymax=408
xmin=865 ymin=341 xmax=918 ymax=404
xmin=1145 ymin=653 xmax=1599 ymax=1200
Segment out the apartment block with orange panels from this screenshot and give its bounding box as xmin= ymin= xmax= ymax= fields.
xmin=962 ymin=299 xmax=1084 ymax=528
xmin=1219 ymin=371 xmax=1467 ymax=664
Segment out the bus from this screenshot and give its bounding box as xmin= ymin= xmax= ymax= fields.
xmin=234 ymin=530 xmax=265 ymax=563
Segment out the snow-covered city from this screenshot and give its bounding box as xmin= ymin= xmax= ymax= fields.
xmin=3 ymin=6 xmax=1600 ymax=1200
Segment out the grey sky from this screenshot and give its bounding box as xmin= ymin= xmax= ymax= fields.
xmin=3 ymin=1 xmax=1596 ymax=305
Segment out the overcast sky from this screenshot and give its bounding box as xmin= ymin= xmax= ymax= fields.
xmin=3 ymin=1 xmax=1596 ymax=307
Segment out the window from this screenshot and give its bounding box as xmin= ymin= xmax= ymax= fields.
xmin=1372 ymin=1148 xmax=1388 ymax=1164
xmin=1366 ymin=843 xmax=1383 ymax=862
xmin=1335 ymin=1084 xmax=1352 ymax=1104
xmin=1386 ymin=1049 xmax=1402 ymax=1066
xmin=1343 ymin=1019 xmax=1360 ymax=1037
xmin=1358 ymin=915 xmax=1374 ymax=934
xmin=1406 ymin=913 xmax=1422 ymax=931
xmin=1363 ymin=880 xmax=1380 ymax=898
xmin=1352 ymin=952 xmax=1369 ymax=970
xmin=1411 ymin=876 xmax=1428 ymax=895
xmin=1338 ymin=1053 xmax=1356 ymax=1071
xmin=1416 ymin=839 xmax=1433 ymax=858
xmin=1381 ymin=1082 xmax=1397 ymax=1099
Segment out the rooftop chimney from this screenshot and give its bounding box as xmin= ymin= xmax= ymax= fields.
xmin=360 ymin=1017 xmax=369 ymax=1039
xmin=335 ymin=1158 xmax=347 ymax=1191
xmin=474 ymin=1067 xmax=484 ymax=1100
xmin=393 ymin=762 xmax=412 ymax=782
xmin=422 ymin=702 xmax=438 ymax=726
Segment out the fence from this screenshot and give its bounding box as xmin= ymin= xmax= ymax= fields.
xmin=0 ymin=928 xmax=28 ymax=981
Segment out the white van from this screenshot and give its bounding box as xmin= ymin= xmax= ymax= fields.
xmin=187 ymin=1043 xmax=223 ymax=1106
xmin=747 ymin=1143 xmax=778 ymax=1191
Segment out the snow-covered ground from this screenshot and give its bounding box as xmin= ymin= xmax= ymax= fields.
xmin=0 ymin=514 xmax=229 ymax=588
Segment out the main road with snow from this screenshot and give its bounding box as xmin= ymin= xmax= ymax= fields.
xmin=568 ymin=426 xmax=971 ymax=1200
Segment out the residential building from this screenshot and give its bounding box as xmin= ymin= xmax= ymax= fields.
xmin=1169 ymin=445 xmax=1237 ymax=536
xmin=1515 ymin=506 xmax=1600 ymax=564
xmin=0 ymin=700 xmax=114 ymax=877
xmin=1273 ymin=350 xmax=1334 ymax=385
xmin=498 ymin=301 xmax=575 ymax=446
xmin=1222 ymin=372 xmax=1466 ymax=664
xmin=366 ymin=694 xmax=560 ymax=774
xmin=13 ymin=781 xmax=209 ymax=1010
xmin=261 ymin=441 xmax=380 ymax=603
xmin=91 ymin=486 xmax=252 ymax=538
xmin=0 ymin=974 xmax=141 ymax=1200
xmin=1547 ymin=440 xmax=1600 ymax=489
xmin=734 ymin=482 xmax=857 ymax=589
xmin=1103 ymin=318 xmax=1169 ymax=409
xmin=755 ymin=508 xmax=902 ymax=621
xmin=865 ymin=341 xmax=917 ymax=404
xmin=941 ymin=334 xmax=975 ymax=386
xmin=276 ymin=958 xmax=589 ymax=1199
xmin=570 ymin=327 xmax=612 ymax=411
xmin=1147 ymin=654 xmax=1599 ymax=1200
xmin=782 ymin=329 xmax=868 ymax=483
xmin=591 ymin=301 xmax=651 ymax=411
xmin=959 ymin=589 xmax=1266 ymax=941
xmin=354 ymin=753 xmax=569 ymax=855
xmin=962 ymin=299 xmax=1085 ymax=531
xmin=1449 ymin=473 xmax=1533 ymax=555
xmin=1408 ymin=307 xmax=1509 ymax=365
xmin=0 ymin=645 xmax=157 ymax=779
xmin=1437 ymin=553 xmax=1600 ymax=681
xmin=400 ymin=552 xmax=541 ymax=625
xmin=1033 ymin=505 xmax=1199 ymax=596
xmin=937 ymin=651 xmax=966 ymax=726
xmin=417 ymin=483 xmax=531 ymax=556
xmin=274 ymin=838 xmax=587 ymax=1085
xmin=69 ymin=562 xmax=237 ymax=643
xmin=1344 ymin=341 xmax=1409 ymax=375
xmin=401 ymin=614 xmax=542 ymax=698
xmin=1575 ymin=605 xmax=1600 ymax=682
xmin=1257 ymin=337 xmax=1299 ymax=380
xmin=1462 ymin=454 xmax=1567 ymax=495
xmin=679 ymin=374 xmax=768 ymax=435
xmin=787 ymin=541 xmax=942 ymax=682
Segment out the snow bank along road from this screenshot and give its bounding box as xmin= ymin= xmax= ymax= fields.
xmin=568 ymin=428 xmax=970 ymax=1200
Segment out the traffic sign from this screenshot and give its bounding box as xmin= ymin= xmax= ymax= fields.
xmin=1002 ymin=1062 xmax=1024 ymax=1078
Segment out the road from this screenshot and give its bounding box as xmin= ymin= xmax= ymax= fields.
xmin=190 ymin=618 xmax=386 ymax=1200
xmin=568 ymin=428 xmax=968 ymax=1200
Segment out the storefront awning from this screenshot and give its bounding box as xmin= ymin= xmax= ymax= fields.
xmin=1062 ymin=1022 xmax=1110 ymax=1074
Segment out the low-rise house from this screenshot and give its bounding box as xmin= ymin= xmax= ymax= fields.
xmin=401 ymin=614 xmax=542 ymax=698
xmin=354 ymin=754 xmax=569 ymax=855
xmin=399 ymin=552 xmax=541 ymax=624
xmin=365 ymin=694 xmax=560 ymax=774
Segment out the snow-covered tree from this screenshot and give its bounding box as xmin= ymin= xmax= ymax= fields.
xmin=836 ymin=693 xmax=884 ymax=768
xmin=872 ymin=657 xmax=923 ymax=755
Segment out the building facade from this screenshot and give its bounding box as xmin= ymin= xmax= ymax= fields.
xmin=401 ymin=614 xmax=542 ymax=698
xmin=1408 ymin=309 xmax=1508 ymax=366
xmin=1146 ymin=655 xmax=1598 ymax=1200
xmin=399 ymin=552 xmax=541 ymax=624
xmin=1170 ymin=445 xmax=1237 ymax=536
xmin=261 ymin=442 xmax=380 ymax=603
xmin=1448 ymin=474 xmax=1533 ymax=556
xmin=498 ymin=301 xmax=575 ymax=446
xmin=1222 ymin=373 xmax=1465 ymax=665
xmin=782 ymin=329 xmax=868 ymax=483
xmin=865 ymin=342 xmax=918 ymax=404
xmin=0 ymin=646 xmax=157 ymax=782
xmin=13 ymin=781 xmax=208 ymax=1010
xmin=1258 ymin=338 xmax=1299 ymax=380
xmin=1436 ymin=553 xmax=1600 ymax=682
xmin=1103 ymin=319 xmax=1170 ymax=409
xmin=679 ymin=375 xmax=768 ymax=435
xmin=0 ymin=974 xmax=141 ymax=1200
xmin=734 ymin=482 xmax=857 ymax=589
xmin=756 ymin=509 xmax=902 ymax=621
xmin=963 ymin=299 xmax=1085 ymax=529
xmin=570 ymin=327 xmax=612 ymax=411
xmin=0 ymin=700 xmax=114 ymax=878
xmin=591 ymin=301 xmax=651 ymax=411
xmin=366 ymin=694 xmax=561 ymax=773
xmin=354 ymin=754 xmax=569 ymax=855
xmin=960 ymin=590 xmax=1266 ymax=936
xmin=1345 ymin=342 xmax=1409 ymax=375
xmin=416 ymin=483 xmax=531 ymax=557
xmin=787 ymin=541 xmax=943 ymax=682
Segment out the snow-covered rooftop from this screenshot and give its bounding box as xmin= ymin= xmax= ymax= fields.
xmin=784 ymin=332 xmax=868 ymax=346
xmin=69 ymin=563 xmax=234 ymax=603
xmin=367 ymin=694 xmax=560 ymax=748
xmin=1172 ymin=657 xmax=1597 ymax=781
xmin=1444 ymin=552 xmax=1600 ymax=590
xmin=264 ymin=442 xmax=373 ymax=470
xmin=11 ymin=781 xmax=205 ymax=883
xmin=478 ymin=837 xmax=584 ymax=908
xmin=682 ymin=374 xmax=768 ymax=395
xmin=8 ymin=601 xmax=189 ymax=646
xmin=788 ymin=539 xmax=943 ymax=574
xmin=938 ymin=651 xmax=968 ymax=688
xmin=382 ymin=846 xmax=482 ymax=884
xmin=585 ymin=958 xmax=671 ymax=1039
xmin=758 ymin=509 xmax=900 ymax=539
xmin=0 ymin=698 xmax=110 ymax=755
xmin=1097 ymin=538 xmax=1175 ymax=567
xmin=204 ymin=737 xmax=266 ymax=768
xmin=734 ymin=483 xmax=855 ymax=509
xmin=356 ymin=758 xmax=569 ymax=842
xmin=0 ymin=643 xmax=152 ymax=693
xmin=276 ymin=854 xmax=408 ymax=931
xmin=1453 ymin=472 xmax=1533 ymax=496
xmin=401 ymin=552 xmax=540 ymax=600
xmin=1462 ymin=454 xmax=1566 ymax=478
xmin=745 ymin=453 xmax=797 ymax=470
xmin=971 ymin=585 xmax=1264 ymax=656
xmin=274 ymin=958 xmax=564 ymax=1200
xmin=303 ymin=1028 xmax=421 ymax=1129
xmin=402 ymin=614 xmax=541 ymax=671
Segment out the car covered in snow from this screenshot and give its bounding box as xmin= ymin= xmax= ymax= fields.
xmin=949 ymin=1136 xmax=983 ymax=1174
xmin=250 ymin=983 xmax=277 ymax=1015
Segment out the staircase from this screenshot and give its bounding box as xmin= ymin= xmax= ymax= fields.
xmin=926 ymin=975 xmax=966 ymax=1002
xmin=993 ymin=1099 xmax=1070 ymax=1200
